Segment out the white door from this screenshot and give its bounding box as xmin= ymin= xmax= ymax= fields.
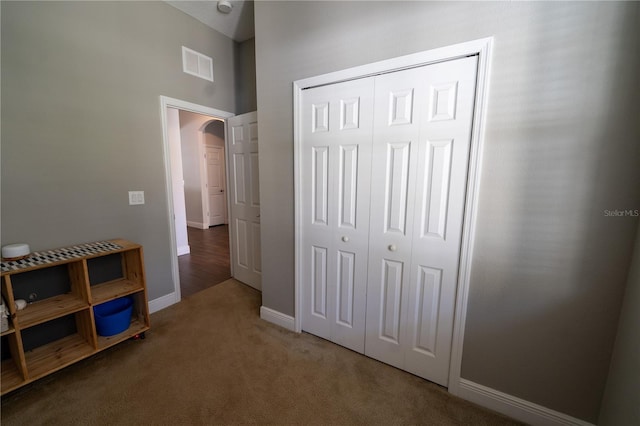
xmin=300 ymin=56 xmax=478 ymax=386
xmin=300 ymin=78 xmax=375 ymax=353
xmin=227 ymin=112 xmax=262 ymax=290
xmin=206 ymin=146 xmax=226 ymax=226
xmin=365 ymin=56 xmax=478 ymax=386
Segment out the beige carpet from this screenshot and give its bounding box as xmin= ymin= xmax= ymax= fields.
xmin=1 ymin=279 xmax=520 ymax=425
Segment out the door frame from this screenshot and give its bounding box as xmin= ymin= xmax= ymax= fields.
xmin=159 ymin=96 xmax=234 ymax=306
xmin=292 ymin=37 xmax=493 ymax=392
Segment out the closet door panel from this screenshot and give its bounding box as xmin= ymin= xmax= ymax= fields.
xmin=311 ymin=245 xmax=329 ymax=319
xmin=384 ymin=142 xmax=412 ymax=235
xmin=411 ymin=266 xmax=442 ymax=356
xmin=311 ymin=146 xmax=330 ymax=226
xmin=405 ymin=56 xmax=478 ymax=386
xmin=338 ymin=145 xmax=359 ymax=229
xmin=420 ymin=139 xmax=453 ymax=240
xmin=365 ymin=67 xmax=426 ymax=366
xmin=380 ymin=259 xmax=404 ymax=344
xmin=301 ymin=77 xmax=375 ymax=353
xmin=336 ymin=250 xmax=356 ymax=327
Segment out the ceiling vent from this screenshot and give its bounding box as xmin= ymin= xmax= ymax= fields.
xmin=182 ymin=46 xmax=214 ymax=82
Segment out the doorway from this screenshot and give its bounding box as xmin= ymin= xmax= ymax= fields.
xmin=160 ymin=97 xmax=262 ymax=303
xmin=159 ymin=96 xmax=235 ymax=303
xmin=175 ymin=111 xmax=231 ymax=298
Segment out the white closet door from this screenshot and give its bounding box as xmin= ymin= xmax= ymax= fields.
xmin=365 ymin=56 xmax=478 ymax=386
xmin=300 ymin=78 xmax=375 ymax=353
xmin=365 ymin=66 xmax=425 ymax=368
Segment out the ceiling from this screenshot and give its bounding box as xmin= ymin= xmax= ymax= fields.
xmin=165 ymin=1 xmax=255 ymax=42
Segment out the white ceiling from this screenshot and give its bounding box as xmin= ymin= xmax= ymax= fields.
xmin=165 ymin=1 xmax=255 ymax=42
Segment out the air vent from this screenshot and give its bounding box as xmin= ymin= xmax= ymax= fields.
xmin=182 ymin=46 xmax=214 ymax=82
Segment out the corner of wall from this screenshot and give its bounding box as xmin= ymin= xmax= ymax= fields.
xmin=599 ymin=221 xmax=640 ymax=425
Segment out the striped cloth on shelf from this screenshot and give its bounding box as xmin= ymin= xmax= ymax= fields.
xmin=1 ymin=241 xmax=122 ymax=273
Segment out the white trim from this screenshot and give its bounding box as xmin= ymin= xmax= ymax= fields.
xmin=160 ymin=97 xmax=233 ymax=120
xmin=223 ymin=119 xmax=235 ymax=277
xmin=456 ymin=379 xmax=595 ymax=426
xmin=159 ymin=96 xmax=234 ymax=307
xmin=148 ymin=291 xmax=180 ymax=314
xmin=296 ymin=39 xmax=491 ymax=89
xmin=260 ymin=306 xmax=296 ymax=332
xmin=447 ymin=37 xmax=493 ymax=393
xmin=293 ymin=79 xmax=303 ymax=333
xmin=187 ymin=221 xmax=208 ymax=230
xmin=293 ymin=39 xmax=493 ymax=370
xmin=177 ymin=245 xmax=190 ymax=256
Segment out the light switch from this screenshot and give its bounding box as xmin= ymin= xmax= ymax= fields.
xmin=128 ymin=191 xmax=145 ymax=205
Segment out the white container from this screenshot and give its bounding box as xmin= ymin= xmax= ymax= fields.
xmin=2 ymin=243 xmax=30 ymax=260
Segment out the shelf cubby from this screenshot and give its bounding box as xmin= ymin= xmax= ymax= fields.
xmin=1 ymin=358 xmax=24 ymax=394
xmin=16 ymin=295 xmax=89 ymax=329
xmin=97 ymin=317 xmax=147 ymax=350
xmin=90 ymin=279 xmax=144 ymax=305
xmin=25 ymin=334 xmax=95 ymax=380
xmin=0 ymin=239 xmax=150 ymax=394
xmin=1 ymin=333 xmax=27 ymax=394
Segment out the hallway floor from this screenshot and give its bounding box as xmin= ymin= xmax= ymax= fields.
xmin=178 ymin=225 xmax=231 ymax=298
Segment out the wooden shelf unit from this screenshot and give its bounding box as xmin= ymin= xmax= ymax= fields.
xmin=0 ymin=239 xmax=150 ymax=395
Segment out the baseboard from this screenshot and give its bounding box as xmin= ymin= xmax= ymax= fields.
xmin=260 ymin=306 xmax=296 ymax=332
xmin=177 ymin=245 xmax=190 ymax=256
xmin=148 ymin=291 xmax=180 ymax=314
xmin=187 ymin=221 xmax=207 ymax=230
xmin=455 ymin=379 xmax=594 ymax=426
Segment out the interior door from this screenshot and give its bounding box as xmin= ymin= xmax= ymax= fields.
xmin=227 ymin=112 xmax=262 ymax=290
xmin=365 ymin=56 xmax=478 ymax=386
xmin=206 ymin=146 xmax=226 ymax=226
xmin=300 ymin=77 xmax=375 ymax=353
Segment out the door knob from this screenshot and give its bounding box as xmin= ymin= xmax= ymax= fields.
xmin=220 ymin=190 xmax=224 ymax=192
xmin=388 ymin=244 xmax=397 ymax=252
xmin=341 ymin=236 xmax=349 ymax=242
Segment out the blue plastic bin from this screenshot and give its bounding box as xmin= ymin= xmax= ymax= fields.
xmin=93 ymin=296 xmax=134 ymax=337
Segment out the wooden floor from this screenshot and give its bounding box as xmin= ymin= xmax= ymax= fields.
xmin=178 ymin=225 xmax=231 ymax=298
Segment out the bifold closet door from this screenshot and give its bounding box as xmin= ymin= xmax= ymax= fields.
xmin=300 ymin=78 xmax=374 ymax=353
xmin=365 ymin=56 xmax=478 ymax=386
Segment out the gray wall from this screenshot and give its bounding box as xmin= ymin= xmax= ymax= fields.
xmin=235 ymin=38 xmax=257 ymax=114
xmin=600 ymin=222 xmax=640 ymax=426
xmin=1 ymin=1 xmax=237 ymax=300
xmin=254 ymin=1 xmax=640 ymax=422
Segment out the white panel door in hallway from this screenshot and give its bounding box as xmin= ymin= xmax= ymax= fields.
xmin=206 ymin=146 xmax=227 ymax=226
xmin=300 ymin=56 xmax=478 ymax=386
xmin=228 ymin=111 xmax=262 ymax=290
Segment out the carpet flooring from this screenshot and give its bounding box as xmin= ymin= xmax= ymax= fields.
xmin=1 ymin=279 xmax=520 ymax=425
